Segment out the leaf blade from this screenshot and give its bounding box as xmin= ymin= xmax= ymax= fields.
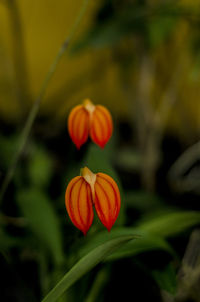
xmin=17 ymin=188 xmax=64 ymax=265
xmin=42 ymin=235 xmax=135 ymax=302
xmin=138 ymin=211 xmax=200 ymax=237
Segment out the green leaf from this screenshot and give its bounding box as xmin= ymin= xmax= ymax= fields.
xmin=78 ymin=211 xmax=200 ymax=264
xmin=77 ymin=227 xmax=173 ymax=263
xmin=17 ymin=188 xmax=64 ymax=265
xmin=28 ymin=145 xmax=53 ymax=188
xmin=42 ymin=235 xmax=135 ymax=302
xmin=78 ymin=228 xmax=139 ymax=259
xmin=138 ymin=211 xmax=200 ymax=237
xmin=106 ymin=233 xmax=175 ymax=261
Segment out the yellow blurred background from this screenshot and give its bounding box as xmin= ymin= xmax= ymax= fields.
xmin=0 ymin=0 xmax=199 ymax=140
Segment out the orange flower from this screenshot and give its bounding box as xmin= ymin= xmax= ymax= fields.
xmin=68 ymin=99 xmax=113 ymax=149
xmin=65 ymin=167 xmax=121 ymax=235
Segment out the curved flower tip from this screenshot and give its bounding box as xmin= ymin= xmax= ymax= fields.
xmin=65 ymin=167 xmax=121 ymax=234
xmin=68 ymin=99 xmax=113 ymax=149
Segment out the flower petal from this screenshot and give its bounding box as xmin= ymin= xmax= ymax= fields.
xmin=94 ymin=173 xmax=120 ymax=231
xmin=65 ymin=176 xmax=94 ymax=235
xmin=68 ymin=105 xmax=89 ymax=149
xmin=90 ymin=105 xmax=113 ymax=148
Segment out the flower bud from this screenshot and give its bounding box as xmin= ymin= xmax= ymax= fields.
xmin=65 ymin=167 xmax=120 ymax=234
xmin=68 ymin=99 xmax=113 ymax=149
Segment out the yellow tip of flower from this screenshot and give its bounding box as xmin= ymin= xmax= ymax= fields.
xmin=81 ymin=167 xmax=96 ymax=198
xmin=83 ymin=99 xmax=95 ymax=114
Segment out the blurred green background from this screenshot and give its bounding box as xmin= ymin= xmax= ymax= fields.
xmin=0 ymin=0 xmax=200 ymax=301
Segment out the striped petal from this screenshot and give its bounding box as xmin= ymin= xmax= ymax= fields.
xmin=90 ymin=105 xmax=113 ymax=148
xmin=65 ymin=176 xmax=94 ymax=235
xmin=68 ymin=105 xmax=89 ymax=149
xmin=94 ymin=173 xmax=121 ymax=231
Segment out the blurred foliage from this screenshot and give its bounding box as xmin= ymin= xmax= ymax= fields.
xmin=72 ymin=2 xmax=183 ymax=50
xmin=0 ymin=133 xmax=20 ymax=169
xmin=16 ymin=188 xmax=64 ymax=266
xmin=152 ymin=263 xmax=177 ymax=295
xmin=28 ymin=145 xmax=54 ymax=189
xmin=0 ymin=0 xmax=200 ymax=301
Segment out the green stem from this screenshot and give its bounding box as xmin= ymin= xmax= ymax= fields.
xmin=85 ymin=268 xmax=108 ymax=302
xmin=0 ymin=0 xmax=90 ymax=204
xmin=6 ymin=0 xmax=31 ymax=113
